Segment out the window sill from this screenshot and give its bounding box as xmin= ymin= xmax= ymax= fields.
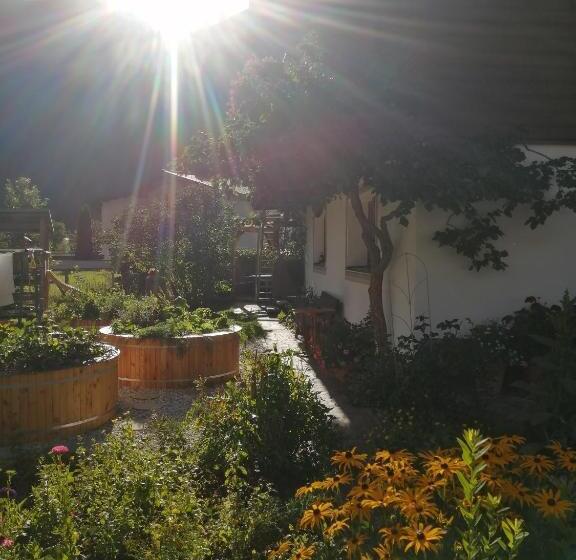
xmin=345 ymin=267 xmax=370 ymax=284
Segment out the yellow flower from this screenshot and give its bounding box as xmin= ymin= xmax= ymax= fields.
xmin=520 ymin=454 xmax=555 ymax=476
xmin=300 ymin=502 xmax=333 ymax=530
xmin=324 ymin=519 xmax=349 ymax=538
xmin=547 ymin=440 xmax=564 ymax=455
xmin=480 ymin=471 xmax=506 ymax=492
xmin=556 ymin=450 xmax=576 ymax=472
xmin=414 ymin=475 xmax=446 ymax=493
xmin=500 ymin=480 xmax=534 ymax=507
xmin=345 ymin=533 xmax=367 ymax=558
xmin=483 ymin=449 xmax=513 ymax=468
xmin=401 ymin=523 xmax=446 ymax=555
xmin=295 ymin=485 xmax=315 ymax=498
xmin=395 ymin=489 xmax=439 ymax=521
xmin=375 ymin=449 xmax=414 ymax=465
xmin=373 ymin=544 xmax=392 ymax=559
xmin=533 ymin=489 xmax=574 ymax=519
xmin=292 ymin=544 xmax=315 ymax=560
xmin=492 ymin=435 xmax=525 ymax=456
xmin=374 ymin=450 xmax=391 ymax=464
xmin=348 ymin=481 xmax=377 ymax=499
xmin=379 ymin=524 xmax=404 ymax=548
xmin=359 ymin=463 xmax=386 ymax=483
xmin=424 ymin=456 xmax=465 ymax=479
xmin=332 ymin=448 xmax=368 ymax=471
xmin=362 ymin=485 xmax=396 ymax=510
xmin=268 ymin=541 xmax=292 ymax=559
xmin=323 ymin=473 xmax=353 ymax=490
xmin=343 ymin=496 xmax=373 ymax=521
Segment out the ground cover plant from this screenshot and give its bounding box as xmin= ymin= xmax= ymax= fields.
xmin=0 ymin=321 xmax=111 ymax=374
xmin=109 ymin=295 xmax=264 ymax=342
xmin=269 ymin=430 xmax=576 ymax=560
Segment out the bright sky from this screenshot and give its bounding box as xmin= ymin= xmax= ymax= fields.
xmin=107 ymin=0 xmax=249 ymax=41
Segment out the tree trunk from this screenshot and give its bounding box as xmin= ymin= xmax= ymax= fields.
xmin=348 ymin=181 xmax=394 ymax=356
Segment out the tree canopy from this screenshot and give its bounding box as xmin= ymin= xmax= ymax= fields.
xmin=180 ymin=40 xmax=576 ymax=272
xmin=179 ymin=37 xmax=576 ymax=351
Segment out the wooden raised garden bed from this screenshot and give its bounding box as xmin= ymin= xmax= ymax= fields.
xmin=70 ymin=319 xmax=109 ymax=331
xmin=0 ymin=346 xmax=119 ymax=445
xmin=99 ymin=326 xmax=241 ymax=389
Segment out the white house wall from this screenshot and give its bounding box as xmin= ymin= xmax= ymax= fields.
xmin=306 ymin=144 xmax=576 ymax=337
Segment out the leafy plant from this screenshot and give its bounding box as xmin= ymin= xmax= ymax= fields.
xmin=188 ymin=351 xmax=338 ymax=495
xmin=50 ymin=286 xmax=130 ymax=323
xmin=0 ymin=424 xmax=295 ymax=560
xmin=110 ymin=297 xmax=231 ymax=338
xmin=0 ymin=321 xmax=111 ymax=375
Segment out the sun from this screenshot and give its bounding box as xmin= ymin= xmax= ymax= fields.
xmin=107 ymin=0 xmax=249 ymax=40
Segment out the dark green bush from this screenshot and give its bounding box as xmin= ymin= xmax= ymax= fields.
xmin=0 ymin=321 xmax=111 ymax=375
xmin=188 ymin=351 xmax=338 ymax=495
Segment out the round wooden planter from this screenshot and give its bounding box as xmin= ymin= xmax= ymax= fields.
xmin=70 ymin=319 xmax=109 ymax=331
xmin=99 ymin=326 xmax=241 ymax=389
xmin=0 ymin=346 xmax=119 ymax=446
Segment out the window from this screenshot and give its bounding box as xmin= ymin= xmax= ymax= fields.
xmin=346 ymin=196 xmax=376 ymax=274
xmin=313 ymin=209 xmax=326 ymax=268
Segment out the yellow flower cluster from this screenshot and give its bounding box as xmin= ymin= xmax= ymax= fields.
xmin=269 ymin=436 xmax=575 ymax=559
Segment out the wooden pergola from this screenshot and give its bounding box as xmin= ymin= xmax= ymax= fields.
xmin=0 ymin=209 xmax=53 ymax=320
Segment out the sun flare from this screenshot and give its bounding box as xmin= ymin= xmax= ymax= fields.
xmin=108 ymin=0 xmax=249 ymax=40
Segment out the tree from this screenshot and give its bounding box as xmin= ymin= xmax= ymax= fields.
xmin=179 ymin=40 xmax=576 ymax=358
xmin=106 ymin=183 xmax=239 ymax=306
xmin=1 ymin=177 xmax=47 ymax=209
xmin=75 ymin=204 xmax=95 ymax=259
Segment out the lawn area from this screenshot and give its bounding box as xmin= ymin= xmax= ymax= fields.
xmin=48 ymin=270 xmax=114 ymax=300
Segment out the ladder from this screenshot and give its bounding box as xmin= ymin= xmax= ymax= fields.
xmin=255 ymin=212 xmax=277 ymax=306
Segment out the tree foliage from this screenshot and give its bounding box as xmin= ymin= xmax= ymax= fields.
xmin=106 ymin=184 xmax=239 ymax=308
xmin=182 ymin=40 xmax=576 ymax=271
xmin=1 ymin=177 xmax=47 ymax=209
xmin=179 ymin=37 xmax=576 ymax=350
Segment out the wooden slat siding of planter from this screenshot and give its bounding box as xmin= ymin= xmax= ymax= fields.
xmin=0 ymin=348 xmax=119 ymax=445
xmin=70 ymin=319 xmax=108 ymax=331
xmin=99 ymin=326 xmax=241 ymax=389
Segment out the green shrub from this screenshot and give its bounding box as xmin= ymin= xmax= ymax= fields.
xmin=0 ymin=423 xmax=296 ymax=560
xmin=50 ymin=286 xmax=130 ymax=323
xmin=0 ymin=321 xmax=111 ymax=375
xmin=188 ymin=351 xmax=338 ymax=495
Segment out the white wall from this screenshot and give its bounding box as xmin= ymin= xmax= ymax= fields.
xmin=306 ymin=144 xmax=576 ymax=337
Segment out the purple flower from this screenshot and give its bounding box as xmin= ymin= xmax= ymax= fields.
xmin=0 ymin=487 xmax=16 ymax=499
xmin=50 ymin=445 xmax=70 ymax=455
